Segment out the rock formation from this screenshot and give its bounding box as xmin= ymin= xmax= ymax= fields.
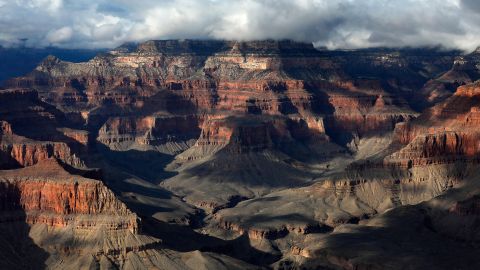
xmin=1 ymin=40 xmax=480 ymax=269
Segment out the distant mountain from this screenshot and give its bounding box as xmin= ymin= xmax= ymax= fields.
xmin=0 ymin=46 xmax=104 ymax=85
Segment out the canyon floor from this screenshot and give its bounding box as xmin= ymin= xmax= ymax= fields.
xmin=0 ymin=40 xmax=480 ymax=270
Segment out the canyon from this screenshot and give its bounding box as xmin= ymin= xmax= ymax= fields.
xmin=0 ymin=40 xmax=479 ymax=269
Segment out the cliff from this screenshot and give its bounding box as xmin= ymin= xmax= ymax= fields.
xmin=1 ymin=40 xmax=478 ymax=269
xmin=5 ymin=41 xmax=440 ymax=143
xmin=0 ymin=158 xmax=138 ymax=231
xmin=97 ymin=114 xmax=200 ymax=153
xmin=0 ymin=120 xmax=84 ymax=169
xmin=387 ymin=81 xmax=480 ymax=168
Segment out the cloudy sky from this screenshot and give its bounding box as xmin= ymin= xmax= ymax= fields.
xmin=0 ymin=0 xmax=479 ymax=51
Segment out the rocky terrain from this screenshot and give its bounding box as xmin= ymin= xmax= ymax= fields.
xmin=0 ymin=39 xmax=480 ymax=269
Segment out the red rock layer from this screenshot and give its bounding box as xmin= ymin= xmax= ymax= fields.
xmin=0 ymin=121 xmax=84 ymax=169
xmin=60 ymin=128 xmax=89 ymax=146
xmin=194 ymin=115 xmax=323 ymax=154
xmin=0 ymin=142 xmax=83 ymax=168
xmin=0 ymin=88 xmax=69 ymax=141
xmin=325 ymin=93 xmax=415 ymax=138
xmin=387 ymin=82 xmax=480 ymax=167
xmin=0 ymin=159 xmax=139 ymax=233
xmin=5 ymin=41 xmax=430 ymax=144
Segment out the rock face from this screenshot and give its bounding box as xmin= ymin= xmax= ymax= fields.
xmin=97 ymin=114 xmax=200 ymax=152
xmin=0 ymin=158 xmax=138 ymax=231
xmin=0 ymin=123 xmax=84 ymax=170
xmin=387 ymin=81 xmax=480 ymax=168
xmin=3 ymin=40 xmax=480 ymax=269
xmin=0 ymin=88 xmax=91 ymax=170
xmin=0 ymin=159 xmax=160 ymax=269
xmin=414 ymin=47 xmax=480 ymax=109
xmin=6 ymin=40 xmax=449 ymax=140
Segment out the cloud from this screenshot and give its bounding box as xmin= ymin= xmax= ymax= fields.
xmin=0 ymin=0 xmax=479 ymax=51
xmin=461 ymin=0 xmax=480 ymax=13
xmin=46 ymin=26 xmax=73 ymax=44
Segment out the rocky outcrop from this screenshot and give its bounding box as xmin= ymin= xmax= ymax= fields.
xmin=0 ymin=141 xmax=84 ymax=168
xmin=0 ymin=159 xmax=175 ymax=269
xmin=211 ymin=163 xmax=463 ymax=240
xmin=0 ymin=159 xmax=138 ymax=232
xmin=179 ymin=114 xmax=329 ymax=162
xmin=59 ymin=128 xmax=89 ymax=145
xmin=323 ymin=93 xmax=417 ymax=145
xmin=413 ymin=47 xmax=480 ymax=110
xmin=97 ymin=114 xmax=200 ymax=152
xmin=0 ymin=121 xmax=12 ymax=135
xmin=2 ymin=40 xmax=478 ymax=269
xmin=0 ymin=88 xmax=77 ymax=142
xmin=387 ymin=82 xmax=480 ymax=168
xmin=386 ymin=131 xmax=480 ymax=168
xmin=0 ymin=121 xmax=84 ymax=169
xmin=5 ymin=41 xmax=446 ymax=143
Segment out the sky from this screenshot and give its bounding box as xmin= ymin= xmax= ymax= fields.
xmin=0 ymin=0 xmax=480 ymax=51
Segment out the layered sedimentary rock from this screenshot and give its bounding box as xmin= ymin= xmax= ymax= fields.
xmin=6 ymin=40 xmax=443 ymax=140
xmin=0 ymin=158 xmax=160 ymax=269
xmin=0 ymin=121 xmax=84 ymax=169
xmin=165 ymin=114 xmax=341 ymax=211
xmin=414 ymin=47 xmax=480 ymax=109
xmin=0 ymin=159 xmax=138 ymax=231
xmin=2 ymin=40 xmax=480 ymax=269
xmin=387 ymin=81 xmax=480 ymax=168
xmin=0 ymin=89 xmax=67 ymax=140
xmin=0 ymin=88 xmax=88 ymax=169
xmin=97 ymin=114 xmax=200 ymax=153
xmin=7 ymin=39 xmax=457 ymax=216
xmin=210 ymin=160 xmax=464 ymax=241
xmin=183 ymin=114 xmax=325 ymax=156
xmin=0 ymin=158 xmax=258 ymax=270
xmin=292 ymin=163 xmax=480 ymax=270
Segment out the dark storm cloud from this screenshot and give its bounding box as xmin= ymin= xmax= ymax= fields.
xmin=461 ymin=0 xmax=480 ymax=13
xmin=0 ymin=0 xmax=478 ymax=51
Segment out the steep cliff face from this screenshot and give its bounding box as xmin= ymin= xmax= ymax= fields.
xmin=0 ymin=141 xmax=84 ymax=168
xmin=5 ymin=40 xmax=446 ymax=143
xmin=0 ymin=158 xmax=260 ymax=270
xmin=0 ymin=89 xmax=68 ymax=141
xmin=0 ymin=89 xmax=89 ymax=169
xmin=25 ymin=39 xmax=452 ymax=215
xmin=164 ymin=114 xmax=342 ymax=212
xmin=177 ymin=113 xmax=329 ymax=161
xmin=0 ymin=122 xmax=84 ymax=169
xmin=388 ymin=81 xmax=480 ymax=167
xmin=2 ymin=40 xmax=478 ymax=269
xmin=324 ymin=94 xmax=417 ymax=145
xmin=0 ymin=159 xmax=169 ymax=269
xmin=0 ymin=159 xmax=138 ymax=230
xmin=97 ymin=114 xmax=200 ymax=152
xmin=413 ymin=48 xmax=480 ymax=110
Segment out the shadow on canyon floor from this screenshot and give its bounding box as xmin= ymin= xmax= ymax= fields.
xmin=97 ymin=143 xmax=178 ymax=184
xmin=0 ymin=183 xmax=49 ymax=270
xmin=142 ymin=217 xmax=281 ymax=267
xmin=89 ymin=145 xmax=284 ymax=266
xmin=95 ymin=143 xmax=185 ymax=218
xmin=306 ymin=204 xmax=480 ymax=270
